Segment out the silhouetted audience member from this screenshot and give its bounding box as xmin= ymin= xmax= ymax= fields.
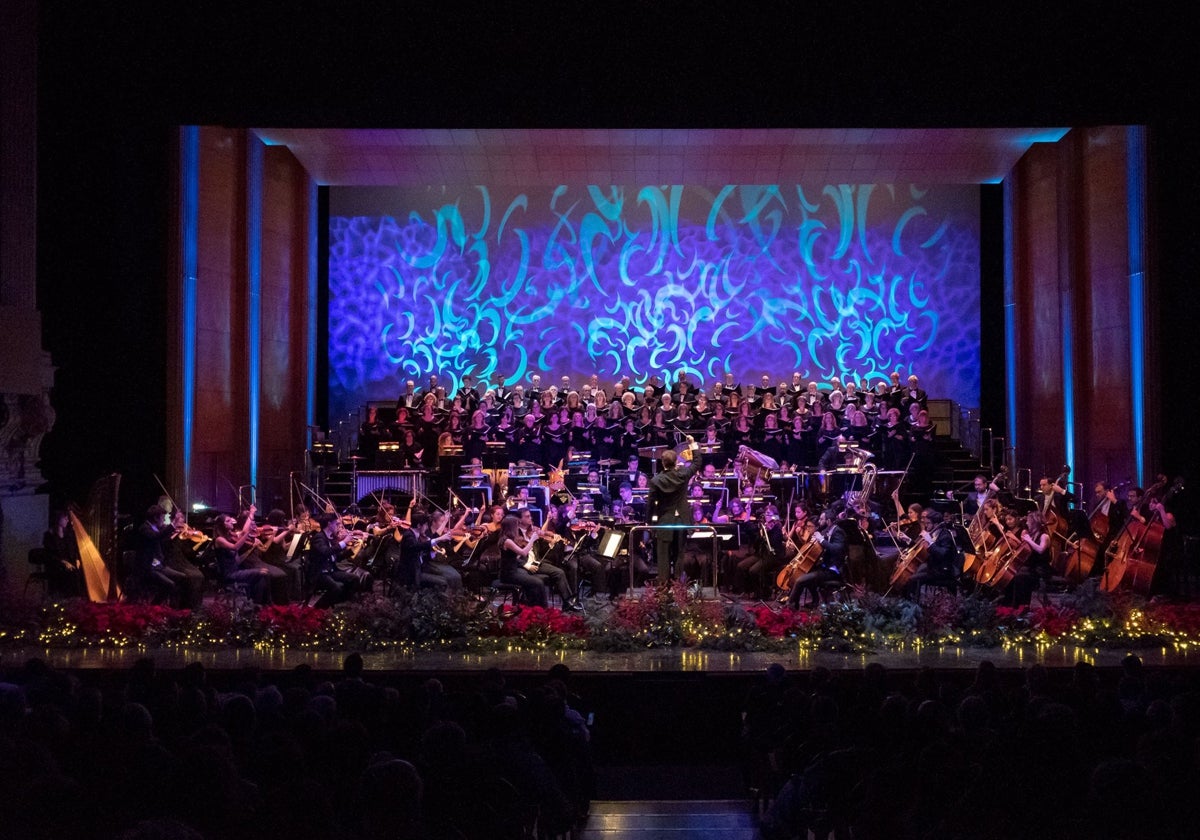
xmin=4 ymin=654 xmax=1200 ymax=840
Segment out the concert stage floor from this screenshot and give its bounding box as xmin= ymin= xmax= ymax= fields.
xmin=5 ymin=640 xmax=1196 ymax=676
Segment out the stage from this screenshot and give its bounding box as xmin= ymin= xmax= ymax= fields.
xmin=4 ymin=638 xmax=1195 ymax=676
xmin=4 ymin=637 xmax=1196 ymax=676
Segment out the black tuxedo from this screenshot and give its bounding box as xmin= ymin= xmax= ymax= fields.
xmin=647 ymin=448 xmax=703 ymax=578
xmin=902 ymin=387 xmax=928 ymax=411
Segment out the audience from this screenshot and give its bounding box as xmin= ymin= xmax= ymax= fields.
xmin=0 ymin=657 xmax=592 ymax=840
xmin=3 ymin=653 xmax=1199 ymax=839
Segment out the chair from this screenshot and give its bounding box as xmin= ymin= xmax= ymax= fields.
xmin=490 ymin=579 xmax=523 ymax=609
xmin=25 ymin=548 xmax=50 ymax=597
xmin=300 ymin=557 xmax=332 ymax=607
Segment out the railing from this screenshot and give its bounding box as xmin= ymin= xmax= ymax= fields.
xmin=624 ymin=523 xmax=729 ymax=596
xmin=334 ymin=412 xmax=359 ymax=462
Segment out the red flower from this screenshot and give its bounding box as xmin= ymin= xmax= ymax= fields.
xmin=749 ymin=605 xmax=818 ymax=637
xmin=1145 ymin=604 xmax=1200 ymax=636
xmin=994 ymin=606 xmax=1027 ymax=623
xmin=501 ymin=606 xmax=587 ymax=637
xmin=64 ymin=601 xmax=190 ymax=638
xmin=257 ymin=604 xmax=328 ymax=635
xmin=1027 ymin=605 xmax=1079 ymax=637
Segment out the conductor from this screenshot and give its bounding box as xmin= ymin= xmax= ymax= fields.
xmin=648 ymin=435 xmax=703 ymax=581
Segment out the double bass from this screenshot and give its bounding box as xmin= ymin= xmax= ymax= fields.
xmin=1088 ymin=480 xmax=1128 ymax=543
xmin=963 ymin=467 xmax=1008 ymax=575
xmin=1057 ymin=478 xmax=1126 ymax=584
xmin=1100 ymin=476 xmax=1180 ymax=595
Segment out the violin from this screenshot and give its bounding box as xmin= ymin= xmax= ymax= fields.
xmin=535 ymin=529 xmax=567 ymax=546
xmin=454 ymin=520 xmax=499 ymax=552
xmin=174 ymin=524 xmax=211 ymax=547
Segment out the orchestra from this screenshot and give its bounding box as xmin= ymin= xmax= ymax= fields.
xmin=124 ymin=367 xmax=1183 ymax=608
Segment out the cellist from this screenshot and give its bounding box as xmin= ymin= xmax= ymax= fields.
xmin=901 ymin=510 xmax=958 ymax=599
xmin=783 ymin=509 xmax=846 ymax=610
xmin=1003 ymin=510 xmax=1049 ymax=607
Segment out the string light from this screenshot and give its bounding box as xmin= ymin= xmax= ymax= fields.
xmin=11 ymin=591 xmax=1200 ymax=654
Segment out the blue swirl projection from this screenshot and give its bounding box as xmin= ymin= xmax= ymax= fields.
xmin=328 ymin=184 xmax=979 ymax=416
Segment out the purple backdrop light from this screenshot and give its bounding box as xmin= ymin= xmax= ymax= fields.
xmin=328 ymin=184 xmax=979 ymax=415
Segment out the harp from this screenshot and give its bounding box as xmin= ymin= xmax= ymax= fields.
xmin=69 ymin=472 xmax=123 ymax=602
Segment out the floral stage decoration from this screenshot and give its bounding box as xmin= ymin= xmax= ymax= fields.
xmin=7 ymin=581 xmax=1200 ymax=655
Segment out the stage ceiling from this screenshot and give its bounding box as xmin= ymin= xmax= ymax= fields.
xmin=252 ymin=127 xmax=1070 ymax=187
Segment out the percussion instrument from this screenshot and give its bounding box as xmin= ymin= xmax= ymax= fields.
xmin=736 ymin=445 xmax=778 ymax=483
xmin=355 ymin=470 xmax=427 ymax=501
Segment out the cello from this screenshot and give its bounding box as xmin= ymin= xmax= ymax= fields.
xmin=1041 ymin=466 xmax=1072 ymax=571
xmin=775 ymin=520 xmax=823 ymax=592
xmin=887 ymin=535 xmax=928 ymax=594
xmin=975 ymin=514 xmax=1030 ymax=588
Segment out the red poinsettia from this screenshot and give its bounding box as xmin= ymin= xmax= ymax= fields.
xmin=65 ymin=601 xmax=190 ymax=638
xmin=1145 ymin=603 xmax=1200 ymax=636
xmin=1027 ymin=605 xmax=1080 ymax=637
xmin=993 ymin=606 xmax=1027 ymax=624
xmin=501 ymin=606 xmax=587 ymax=637
xmin=257 ymin=604 xmax=328 ymax=636
xmin=748 ymin=605 xmax=819 ymax=637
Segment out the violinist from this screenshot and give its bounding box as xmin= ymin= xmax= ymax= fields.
xmin=258 ymin=509 xmax=304 ymax=601
xmin=424 ymin=508 xmax=466 ymax=593
xmin=454 ymin=504 xmax=504 ymax=575
xmin=548 ymin=502 xmax=606 ymax=603
xmin=889 ymin=488 xmax=923 ymax=542
xmin=294 ymin=504 xmax=320 ymax=533
xmin=498 ymin=511 xmax=576 ymax=609
xmin=213 ymin=507 xmax=274 ymax=604
xmin=132 ymin=505 xmax=193 ymax=606
xmin=395 ymin=510 xmax=463 ymax=593
xmin=901 ymin=510 xmax=959 ymax=599
xmin=163 ymin=508 xmax=206 ymax=608
xmin=364 ymin=501 xmax=408 ymax=578
xmin=306 ymin=511 xmax=364 ymax=606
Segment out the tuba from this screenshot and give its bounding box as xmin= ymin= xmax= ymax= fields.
xmin=846 ymin=462 xmax=877 ymax=509
xmin=859 ymin=462 xmax=877 ymax=500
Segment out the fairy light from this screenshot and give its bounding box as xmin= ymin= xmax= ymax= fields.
xmin=15 ymin=591 xmax=1200 ymax=654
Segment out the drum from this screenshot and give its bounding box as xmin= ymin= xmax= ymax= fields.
xmin=805 ymin=469 xmax=857 ymax=502
xmin=736 ymin=445 xmax=779 ymax=483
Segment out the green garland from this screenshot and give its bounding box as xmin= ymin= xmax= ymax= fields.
xmin=6 ymin=581 xmax=1200 ymax=655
